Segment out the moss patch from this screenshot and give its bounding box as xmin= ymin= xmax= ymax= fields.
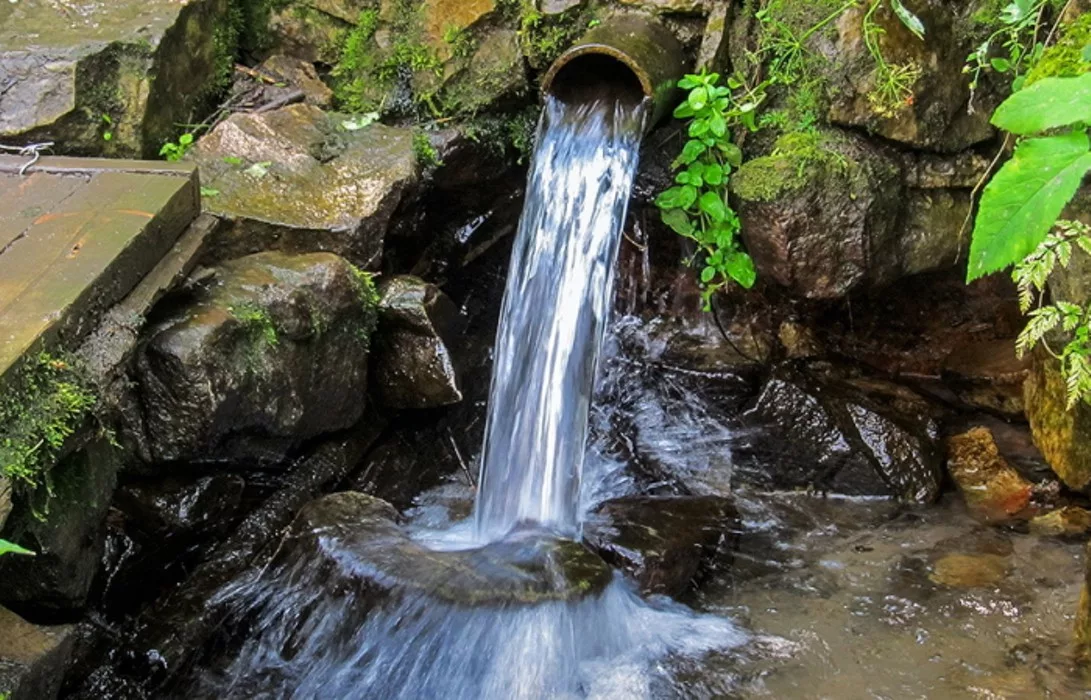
xmin=349 ymin=264 xmax=381 ymax=350
xmin=1025 ymin=11 xmax=1091 ymax=85
xmin=732 ymin=131 xmax=849 ymax=202
xmin=0 ymin=353 xmax=98 ymax=493
xmin=462 ymin=105 xmax=540 ymax=163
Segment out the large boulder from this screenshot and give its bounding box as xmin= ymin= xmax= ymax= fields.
xmin=0 ymin=0 xmax=237 ymax=157
xmin=0 ymin=440 xmax=119 ymax=615
xmin=0 ymin=606 xmax=74 ymax=700
xmin=583 ymin=495 xmax=735 ymax=596
xmin=734 ymin=363 xmax=944 ymax=502
xmin=372 ymin=276 xmax=463 ymax=410
xmin=732 ymin=130 xmax=904 ymax=300
xmin=188 ymin=104 xmax=419 ymax=267
xmin=135 ymin=251 xmax=379 ymax=465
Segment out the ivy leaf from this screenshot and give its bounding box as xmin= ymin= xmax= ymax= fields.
xmin=661 ymin=208 xmax=695 ymax=236
xmin=890 ymin=0 xmax=925 ymax=40
xmin=0 ymin=539 xmax=35 ymax=557
xmin=991 ymin=74 xmax=1091 ymax=135
xmin=726 ymin=252 xmax=757 ymax=288
xmin=699 ymin=191 xmax=729 ymax=222
xmin=967 ymin=132 xmax=1091 ymax=281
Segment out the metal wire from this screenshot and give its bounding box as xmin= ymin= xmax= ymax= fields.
xmin=0 ymin=142 xmax=55 ymax=175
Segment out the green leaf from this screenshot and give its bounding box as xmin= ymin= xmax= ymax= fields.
xmin=991 ymin=74 xmax=1091 ymax=135
xmin=709 ymin=112 xmax=727 ymax=138
xmin=678 ymin=75 xmax=700 ymax=89
xmin=0 ymin=539 xmax=34 ymax=557
xmin=223 ymin=156 xmax=244 ymax=166
xmin=200 ymin=187 xmax=221 ymax=197
xmin=179 ymin=133 xmax=194 ymax=146
xmin=678 ymin=185 xmax=698 ymax=209
xmin=967 ymin=132 xmax=1091 ymax=281
xmin=1083 ymin=43 xmax=1091 ymax=63
xmin=675 ymin=139 xmax=707 ymax=167
xmin=688 ymin=87 xmax=709 ymax=111
xmin=699 ymin=191 xmax=729 ymax=223
xmin=990 ymin=57 xmax=1011 ymax=73
xmin=726 ymin=252 xmax=757 ymax=288
xmin=655 ymin=186 xmax=687 ymax=209
xmin=703 ymin=163 xmax=725 ymax=186
xmin=890 ymin=0 xmax=925 ymax=40
xmin=689 ymin=119 xmax=710 ymax=138
xmin=674 ymin=101 xmax=696 ymax=119
xmin=719 ymin=142 xmax=743 ymax=168
xmin=661 ymin=208 xmax=695 ymax=236
xmin=700 ymin=266 xmax=716 ymax=283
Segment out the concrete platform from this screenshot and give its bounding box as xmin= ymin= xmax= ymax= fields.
xmin=0 ymin=155 xmax=198 ymax=383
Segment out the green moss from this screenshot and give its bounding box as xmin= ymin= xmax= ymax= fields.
xmin=348 ymin=265 xmax=381 ymax=350
xmin=413 ymin=131 xmax=443 ymax=168
xmin=518 ymin=2 xmax=593 ymax=69
xmin=1026 ymin=12 xmax=1091 ymax=85
xmin=230 ymin=303 xmax=279 ymax=347
xmin=0 ymin=353 xmax=98 ymax=492
xmin=731 ymin=131 xmax=848 ymax=202
xmin=462 ymin=106 xmax=540 ymax=164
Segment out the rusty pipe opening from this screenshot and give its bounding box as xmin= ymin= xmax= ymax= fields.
xmin=540 ymin=15 xmax=688 ymax=128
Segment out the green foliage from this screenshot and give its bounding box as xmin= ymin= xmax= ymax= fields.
xmin=348 ymin=265 xmax=381 ymax=350
xmin=0 ymin=539 xmax=34 ymax=558
xmin=862 ymin=0 xmax=924 ymax=117
xmin=518 ymin=4 xmax=590 ymax=68
xmin=1026 ymin=11 xmax=1091 ymax=84
xmin=0 ymin=353 xmax=97 ymax=491
xmin=964 ymin=0 xmax=1059 ymax=106
xmin=732 ymin=131 xmax=848 ymax=202
xmin=159 ymin=132 xmax=195 ymax=161
xmin=966 ymin=77 xmax=1091 ymax=281
xmin=1013 ymin=221 xmax=1091 ymax=407
xmin=463 ymin=107 xmax=541 ymax=164
xmin=413 ymin=132 xmax=443 ymax=168
xmin=100 ymin=114 xmax=114 ymax=143
xmin=656 ymin=71 xmax=757 ymax=309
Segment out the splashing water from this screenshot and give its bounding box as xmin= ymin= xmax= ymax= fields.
xmin=475 ymin=95 xmax=647 ymax=541
xmin=191 ymin=93 xmax=749 ymax=700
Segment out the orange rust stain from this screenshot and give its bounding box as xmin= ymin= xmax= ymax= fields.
xmin=32 ymin=211 xmax=82 ymax=225
xmin=115 ymin=209 xmax=154 ymax=219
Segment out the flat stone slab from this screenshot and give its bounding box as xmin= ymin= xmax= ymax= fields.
xmin=0 ymin=605 xmax=74 ymax=699
xmin=0 ymin=155 xmax=197 ymax=384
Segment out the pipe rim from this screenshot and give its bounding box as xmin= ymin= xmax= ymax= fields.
xmin=540 ymin=44 xmax=655 ymax=101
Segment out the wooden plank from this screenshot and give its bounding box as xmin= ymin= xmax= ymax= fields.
xmin=0 ymin=166 xmax=198 ymax=380
xmin=0 ymin=172 xmax=88 ymax=252
xmin=0 ymin=156 xmax=195 ymax=178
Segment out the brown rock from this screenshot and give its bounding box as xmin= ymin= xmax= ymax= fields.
xmin=256 ymin=55 xmax=334 ymax=108
xmin=778 ymin=320 xmax=822 ymax=359
xmin=1029 ymin=507 xmax=1091 ymax=538
xmin=1025 ymin=351 xmax=1091 ymax=492
xmin=942 ymin=339 xmax=1030 ymax=418
xmin=947 ymin=427 xmax=1034 ymax=523
xmin=0 ymin=606 xmax=74 ymax=699
xmin=929 ymin=552 xmax=1010 ymax=588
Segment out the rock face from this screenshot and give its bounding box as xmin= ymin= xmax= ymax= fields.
xmin=0 ymin=440 xmax=119 ymax=614
xmin=583 ymin=495 xmax=735 ymax=596
xmin=189 ymin=105 xmax=419 ymax=267
xmin=734 ymin=364 xmax=944 ymax=502
xmin=275 ymin=492 xmax=612 ymax=605
xmin=0 ymin=0 xmax=236 ymax=157
xmin=1024 ymin=351 xmax=1091 ymax=492
xmin=114 ymin=474 xmax=246 ymax=538
xmin=373 ymin=276 xmax=463 ymax=410
xmin=732 ymin=131 xmax=903 ymax=300
xmin=947 ymin=428 xmax=1034 ymax=524
xmin=0 ymin=606 xmax=74 ymax=700
xmin=1029 ymin=507 xmax=1091 ymax=538
xmin=942 ymin=339 xmax=1029 ymax=418
xmin=135 ymin=251 xmax=378 ymax=465
xmin=254 ymin=55 xmax=334 ymax=108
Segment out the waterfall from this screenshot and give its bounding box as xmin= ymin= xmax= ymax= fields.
xmin=475 ymin=94 xmax=648 ymax=541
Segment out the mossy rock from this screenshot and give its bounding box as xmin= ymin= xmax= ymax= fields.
xmin=1025 ymin=11 xmax=1091 ymax=85
xmin=732 ymin=129 xmax=904 ymax=299
xmin=1024 ymin=350 xmax=1091 ymax=492
xmin=135 ymin=251 xmax=379 ymax=465
xmin=0 ymin=0 xmax=239 ymax=158
xmin=188 ymin=104 xmax=419 ymax=266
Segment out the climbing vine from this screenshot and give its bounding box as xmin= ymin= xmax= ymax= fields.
xmin=965 ymin=7 xmax=1091 ymax=407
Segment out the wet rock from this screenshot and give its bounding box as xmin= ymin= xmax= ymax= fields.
xmin=1024 ymin=351 xmax=1091 ymax=492
xmin=732 ymin=131 xmax=904 ymax=300
xmin=255 ymin=55 xmax=334 ymax=108
xmin=0 ymin=0 xmax=236 ymax=158
xmin=947 ymin=428 xmax=1034 ymax=524
xmin=135 ymin=251 xmax=378 ymax=465
xmin=583 ymin=495 xmax=735 ymax=596
xmin=778 ymin=320 xmax=822 ymax=360
xmin=540 ymin=0 xmax=584 ymax=13
xmin=696 ymin=1 xmax=731 ymax=71
xmin=0 ymin=476 xmax=11 ymax=532
xmin=0 ymin=606 xmax=74 ymax=700
xmin=279 ymin=492 xmax=612 ymax=605
xmin=422 ymin=0 xmax=497 ymax=55
xmin=0 ymin=440 xmax=119 ymax=614
xmin=928 ymin=552 xmax=1010 ymax=589
xmin=616 ymin=0 xmax=706 ymax=12
xmin=1077 ymin=541 xmax=1091 ymax=662
xmin=114 ymin=475 xmax=245 ymax=538
xmin=373 ymin=276 xmax=463 ymax=410
xmin=824 ymin=2 xmax=997 ymax=152
xmin=735 ymin=364 xmax=943 ymax=502
xmin=265 ymin=4 xmax=351 ymax=64
xmin=942 ymin=339 xmax=1030 ymax=418
xmin=1029 ymin=507 xmax=1091 ymax=538
xmin=899 ymin=189 xmax=971 ymax=277
xmin=436 ymin=29 xmax=527 ymax=116
xmin=189 ymin=104 xmax=419 ymax=267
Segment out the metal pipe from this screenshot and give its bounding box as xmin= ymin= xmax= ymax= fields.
xmin=540 ymin=14 xmax=689 ymax=128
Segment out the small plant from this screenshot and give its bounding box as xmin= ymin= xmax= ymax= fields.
xmin=967 ymin=69 xmax=1091 ymax=406
xmin=100 ymin=114 xmax=114 ymax=142
xmin=862 ymin=0 xmax=925 ymax=116
xmin=160 ymin=132 xmax=195 ymax=162
xmin=656 ymin=70 xmax=757 ymax=308
xmin=413 ymin=132 xmax=443 ymax=168
xmin=0 ymin=539 xmax=34 ymax=557
xmin=231 ymin=304 xmax=279 ymax=347
xmin=964 ymin=0 xmax=1054 ymax=110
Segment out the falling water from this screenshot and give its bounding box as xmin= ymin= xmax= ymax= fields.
xmin=190 ymin=87 xmax=748 ymax=700
xmin=475 ymin=94 xmax=647 ymax=540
